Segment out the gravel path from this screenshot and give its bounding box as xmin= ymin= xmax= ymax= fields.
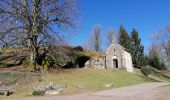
xmin=7 ymin=82 xmax=170 ymax=100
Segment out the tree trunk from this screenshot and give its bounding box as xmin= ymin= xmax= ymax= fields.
xmin=29 ymin=37 xmax=39 ymax=72
xmin=32 ymin=43 xmax=39 ymax=71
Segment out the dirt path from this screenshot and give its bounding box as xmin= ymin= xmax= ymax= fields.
xmin=93 ymin=82 xmax=170 ymax=100
xmin=7 ymin=82 xmax=170 ymax=100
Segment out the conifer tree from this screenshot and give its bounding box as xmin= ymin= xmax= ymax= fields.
xmin=118 ymin=25 xmax=131 ymax=52
xmin=130 ymin=28 xmax=144 ymax=68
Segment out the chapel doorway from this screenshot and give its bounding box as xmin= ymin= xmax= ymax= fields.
xmin=113 ymin=59 xmax=118 ymax=68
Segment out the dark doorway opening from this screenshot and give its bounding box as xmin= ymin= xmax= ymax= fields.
xmin=113 ymin=59 xmax=118 ymax=68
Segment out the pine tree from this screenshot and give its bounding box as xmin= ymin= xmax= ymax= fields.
xmin=118 ymin=25 xmax=131 ymax=52
xmin=130 ymin=28 xmax=145 ymax=68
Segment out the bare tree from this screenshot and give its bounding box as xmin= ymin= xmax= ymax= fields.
xmin=107 ymin=28 xmax=117 ymax=46
xmin=0 ymin=0 xmax=78 ymax=70
xmin=151 ymin=26 xmax=170 ymax=68
xmin=88 ymin=25 xmax=102 ymax=52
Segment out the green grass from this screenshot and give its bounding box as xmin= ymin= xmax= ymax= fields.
xmin=0 ymin=69 xmax=158 ymax=98
xmin=40 ymin=69 xmax=155 ymax=95
xmin=148 ymin=75 xmax=170 ymax=82
xmin=0 ymin=63 xmax=10 ymax=68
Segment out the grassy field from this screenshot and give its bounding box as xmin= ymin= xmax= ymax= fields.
xmin=39 ymin=69 xmax=155 ymax=95
xmin=0 ymin=69 xmax=161 ymax=99
xmin=148 ymin=75 xmax=170 ymax=82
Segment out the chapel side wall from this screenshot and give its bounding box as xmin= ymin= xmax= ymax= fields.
xmin=123 ymin=51 xmax=134 ymax=72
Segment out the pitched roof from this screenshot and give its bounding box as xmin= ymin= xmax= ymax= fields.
xmin=106 ymin=42 xmax=125 ymax=53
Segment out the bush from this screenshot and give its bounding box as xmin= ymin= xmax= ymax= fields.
xmin=75 ymin=55 xmax=90 ymax=68
xmin=141 ymin=66 xmax=151 ymax=77
xmin=63 ymin=51 xmax=90 ymax=68
xmin=72 ymin=46 xmax=83 ymax=52
xmin=45 ymin=46 xmax=89 ymax=70
xmin=149 ymin=57 xmax=167 ymax=70
xmin=148 ymin=48 xmax=167 ymax=70
xmin=63 ymin=62 xmax=75 ymax=69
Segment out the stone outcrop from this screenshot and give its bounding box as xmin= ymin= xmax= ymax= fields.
xmin=32 ymin=83 xmax=65 ymax=96
xmin=85 ymin=57 xmax=106 ymax=69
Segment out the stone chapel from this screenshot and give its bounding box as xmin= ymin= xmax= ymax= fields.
xmin=85 ymin=37 xmax=134 ymax=72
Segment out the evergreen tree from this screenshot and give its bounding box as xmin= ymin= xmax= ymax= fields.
xmin=130 ymin=28 xmax=145 ymax=68
xmin=118 ymin=25 xmax=131 ymax=52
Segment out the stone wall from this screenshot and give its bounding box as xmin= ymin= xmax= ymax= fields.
xmin=122 ymin=51 xmax=134 ymax=72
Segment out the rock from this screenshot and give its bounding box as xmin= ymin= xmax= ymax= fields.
xmin=0 ymin=90 xmax=9 ymax=96
xmin=46 ymin=84 xmax=65 ymax=95
xmin=32 ymin=89 xmax=45 ymax=95
xmin=78 ymin=84 xmax=85 ymax=89
xmin=45 ymin=90 xmax=60 ymax=95
xmin=32 ymin=86 xmax=46 ymax=95
xmin=45 ymin=86 xmax=65 ymax=95
xmin=46 ymin=82 xmax=54 ymax=90
xmin=103 ymin=82 xmax=113 ymax=88
xmin=0 ymin=86 xmax=10 ymax=96
xmin=4 ymin=91 xmax=9 ymax=96
xmin=32 ymin=83 xmax=66 ymax=96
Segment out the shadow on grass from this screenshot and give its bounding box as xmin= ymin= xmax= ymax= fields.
xmin=147 ymin=75 xmax=170 ymax=82
xmin=0 ymin=63 xmax=21 ymax=68
xmin=0 ymin=55 xmax=13 ymax=62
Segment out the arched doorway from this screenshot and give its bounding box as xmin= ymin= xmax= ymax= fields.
xmin=112 ymin=56 xmax=118 ymax=68
xmin=113 ymin=59 xmax=118 ymax=68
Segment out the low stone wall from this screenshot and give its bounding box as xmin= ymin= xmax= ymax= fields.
xmin=0 ymin=72 xmax=40 ymax=80
xmin=0 ymin=72 xmax=41 ymax=96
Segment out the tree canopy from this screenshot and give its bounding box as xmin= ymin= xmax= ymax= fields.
xmin=130 ymin=28 xmax=145 ymax=68
xmin=0 ymin=0 xmax=78 ymax=70
xmin=118 ymin=25 xmax=131 ymax=52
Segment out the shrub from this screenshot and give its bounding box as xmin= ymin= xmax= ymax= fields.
xmin=64 ymin=51 xmax=90 ymax=68
xmin=75 ymin=55 xmax=90 ymax=68
xmin=148 ymin=47 xmax=167 ymax=70
xmin=45 ymin=46 xmax=89 ymax=70
xmin=72 ymin=46 xmax=83 ymax=52
xmin=141 ymin=66 xmax=151 ymax=77
xmin=63 ymin=62 xmax=75 ymax=69
xmin=149 ymin=57 xmax=167 ymax=70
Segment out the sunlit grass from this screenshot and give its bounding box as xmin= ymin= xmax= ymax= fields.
xmin=0 ymin=69 xmax=159 ymax=99
xmin=40 ymin=69 xmax=155 ymax=95
xmin=148 ymin=75 xmax=170 ymax=82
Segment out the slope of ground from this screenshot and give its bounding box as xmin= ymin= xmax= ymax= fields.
xmin=39 ymin=69 xmax=155 ymax=95
xmin=3 ymin=82 xmax=170 ymax=100
xmin=0 ymin=69 xmax=155 ymax=98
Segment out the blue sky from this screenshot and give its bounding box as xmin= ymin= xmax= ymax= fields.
xmin=69 ymin=0 xmax=170 ymax=52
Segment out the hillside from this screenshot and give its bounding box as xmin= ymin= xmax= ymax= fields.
xmin=0 ymin=69 xmax=156 ymax=98
xmin=41 ymin=69 xmax=155 ymax=94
